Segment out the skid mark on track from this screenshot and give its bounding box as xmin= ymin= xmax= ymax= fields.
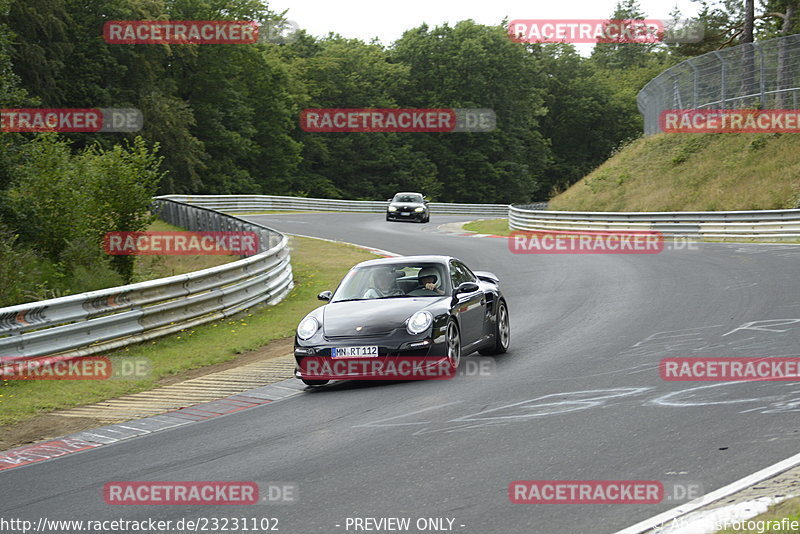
xmin=352 ymin=402 xmax=463 ymax=429
xmin=451 ymin=387 xmax=652 ymax=422
xmin=355 ymin=388 xmax=653 ymax=436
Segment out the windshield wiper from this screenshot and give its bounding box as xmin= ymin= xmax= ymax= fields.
xmin=332 ymin=298 xmax=368 ymax=303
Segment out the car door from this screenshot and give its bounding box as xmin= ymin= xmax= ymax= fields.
xmin=450 ymin=260 xmax=485 ymax=348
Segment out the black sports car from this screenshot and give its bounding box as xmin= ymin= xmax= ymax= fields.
xmin=386 ymin=192 xmax=429 ymax=223
xmin=293 ymin=255 xmax=510 ymax=386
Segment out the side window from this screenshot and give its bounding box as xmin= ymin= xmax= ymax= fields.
xmin=450 ymin=261 xmax=472 ymax=288
xmin=457 ymin=262 xmax=477 ymax=283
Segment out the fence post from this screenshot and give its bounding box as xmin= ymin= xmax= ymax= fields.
xmin=712 ymin=51 xmax=727 ymax=110
xmin=689 ymin=61 xmax=699 ymax=109
xmin=758 ymin=44 xmax=766 ymax=108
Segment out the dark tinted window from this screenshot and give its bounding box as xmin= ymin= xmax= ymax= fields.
xmin=450 ymin=260 xmax=474 ymax=288
xmin=458 ymin=262 xmax=477 ymax=283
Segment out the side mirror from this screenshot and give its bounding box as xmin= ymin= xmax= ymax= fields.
xmin=317 ymin=291 xmax=332 ymax=301
xmin=454 ymin=282 xmax=479 ymax=296
xmin=386 ymin=198 xmax=392 ymax=202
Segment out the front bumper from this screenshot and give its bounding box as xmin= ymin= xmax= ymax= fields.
xmin=294 ymin=337 xmax=449 ymax=380
xmin=387 ymin=210 xmax=426 ymax=221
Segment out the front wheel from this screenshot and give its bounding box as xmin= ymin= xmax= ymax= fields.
xmin=479 ymin=299 xmax=509 ymax=355
xmin=302 ymin=378 xmax=329 ymax=386
xmin=446 ymin=319 xmax=461 ymax=369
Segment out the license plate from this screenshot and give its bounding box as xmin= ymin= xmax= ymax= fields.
xmin=401 ymin=212 xmax=410 ymax=216
xmin=332 ymin=346 xmax=379 ymax=358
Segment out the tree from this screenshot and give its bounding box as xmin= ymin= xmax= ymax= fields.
xmin=285 ymin=35 xmax=438 ymax=199
xmin=591 ymin=0 xmax=657 ymax=70
xmin=391 ymin=21 xmax=551 ymax=201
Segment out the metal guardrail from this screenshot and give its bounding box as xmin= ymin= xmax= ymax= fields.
xmin=509 ymin=205 xmax=800 ymax=239
xmin=638 ymin=34 xmax=800 ymax=135
xmin=0 ymin=199 xmax=293 ymax=362
xmin=158 ymin=194 xmax=524 ymax=217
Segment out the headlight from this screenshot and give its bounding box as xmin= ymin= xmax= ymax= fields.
xmin=297 ymin=316 xmax=320 ymax=340
xmin=414 ymin=207 xmax=424 ymax=212
xmin=388 ymin=206 xmax=397 ymax=212
xmin=406 ymin=311 xmax=433 ymax=335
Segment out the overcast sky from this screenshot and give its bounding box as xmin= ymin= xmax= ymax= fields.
xmin=270 ymin=0 xmax=702 ymax=53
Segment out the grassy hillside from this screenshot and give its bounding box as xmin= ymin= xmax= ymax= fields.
xmin=549 ymin=133 xmax=800 ymax=212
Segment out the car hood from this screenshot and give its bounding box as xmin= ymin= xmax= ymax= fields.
xmin=323 ymin=298 xmax=442 ymax=337
xmin=389 ymin=202 xmax=425 ymax=209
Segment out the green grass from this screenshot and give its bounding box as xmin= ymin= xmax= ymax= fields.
xmin=550 ymin=133 xmax=800 ymax=211
xmin=0 ymin=236 xmax=378 ymax=425
xmin=714 ymin=496 xmax=800 ymax=533
xmin=462 ymin=218 xmax=512 ymax=236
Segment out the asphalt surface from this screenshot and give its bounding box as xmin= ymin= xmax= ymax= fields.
xmin=3 ymin=213 xmax=800 ymax=534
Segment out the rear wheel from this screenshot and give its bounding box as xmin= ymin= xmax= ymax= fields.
xmin=446 ymin=319 xmax=461 ymax=369
xmin=479 ymin=299 xmax=509 ymax=355
xmin=302 ymin=378 xmax=329 ymax=386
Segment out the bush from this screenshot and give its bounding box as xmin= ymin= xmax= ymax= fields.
xmin=0 ymin=223 xmax=46 ymax=307
xmin=2 ymin=135 xmax=164 ymax=285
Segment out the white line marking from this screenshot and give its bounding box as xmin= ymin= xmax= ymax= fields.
xmin=353 ymin=402 xmax=462 ymax=428
xmin=613 ymin=452 xmax=800 ymax=534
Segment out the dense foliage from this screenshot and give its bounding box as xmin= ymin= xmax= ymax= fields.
xmin=0 ymin=0 xmax=795 ymax=304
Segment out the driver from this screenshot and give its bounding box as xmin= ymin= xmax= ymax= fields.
xmin=415 ymin=267 xmax=445 ymax=295
xmin=363 ymin=267 xmax=405 ymax=299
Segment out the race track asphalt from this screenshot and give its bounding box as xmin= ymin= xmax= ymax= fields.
xmin=3 ymin=212 xmax=800 ymax=534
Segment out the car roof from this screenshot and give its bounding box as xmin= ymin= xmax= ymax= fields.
xmin=393 ymin=192 xmax=423 ymax=196
xmin=353 ymin=255 xmax=458 ymax=268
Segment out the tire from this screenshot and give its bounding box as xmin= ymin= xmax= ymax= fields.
xmin=386 ymin=215 xmax=391 ymax=221
xmin=445 ymin=319 xmax=461 ymax=369
xmin=302 ymin=378 xmax=329 ymax=386
xmin=479 ymin=299 xmax=509 ymax=355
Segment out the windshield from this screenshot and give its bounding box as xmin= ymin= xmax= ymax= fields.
xmin=392 ymin=194 xmax=423 ymax=203
xmin=332 ymin=262 xmax=448 ymax=301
